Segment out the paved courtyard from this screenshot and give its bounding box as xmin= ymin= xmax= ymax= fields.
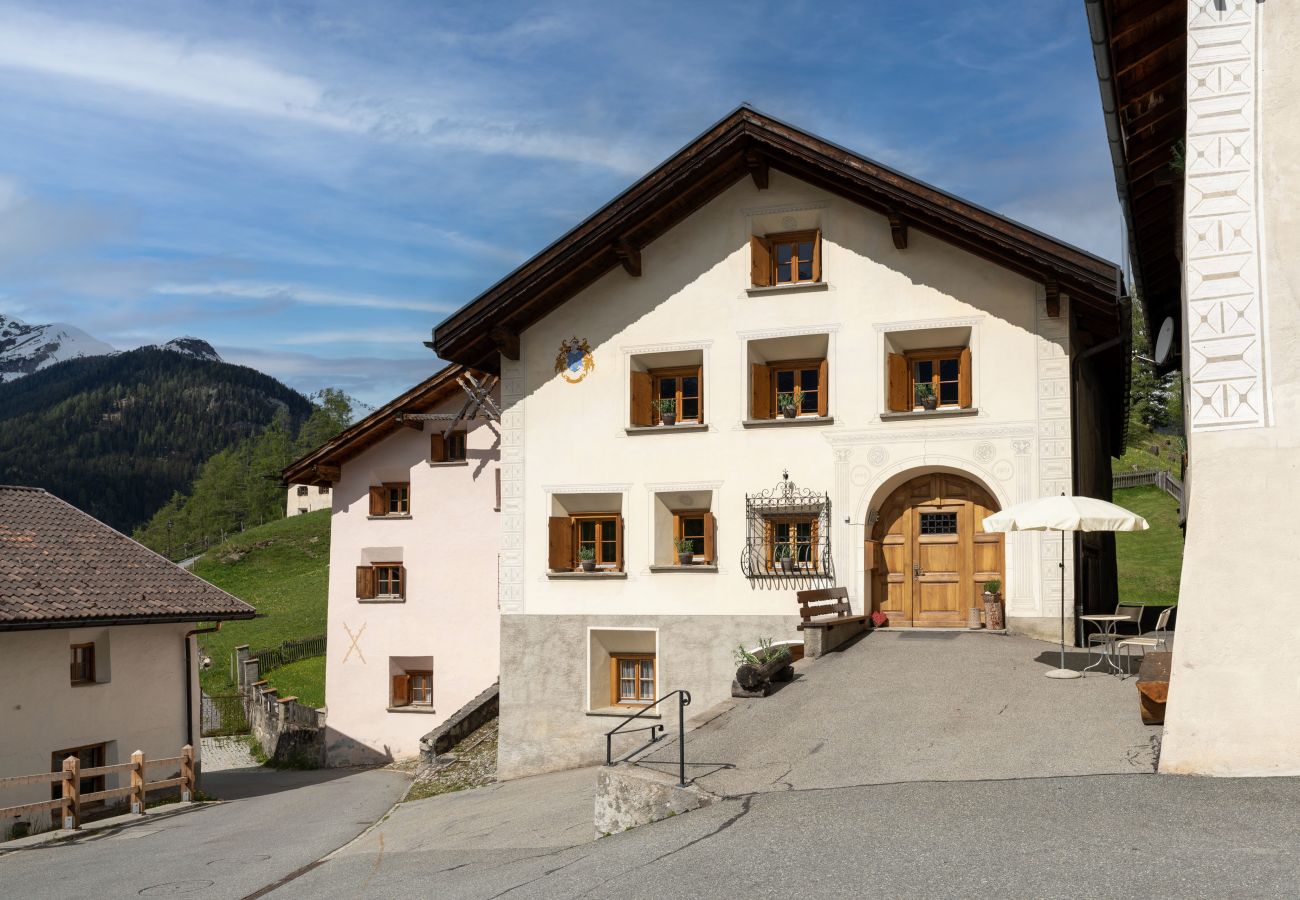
xmin=636 ymin=630 xmax=1161 ymax=794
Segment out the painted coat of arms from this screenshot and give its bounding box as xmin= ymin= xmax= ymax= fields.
xmin=554 ymin=336 xmax=594 ymax=384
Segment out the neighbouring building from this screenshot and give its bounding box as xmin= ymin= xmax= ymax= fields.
xmin=0 ymin=485 xmax=254 ymax=836
xmin=286 ymin=483 xmax=332 ymax=517
xmin=282 ymin=365 xmax=501 ymax=765
xmin=1087 ymin=0 xmax=1300 ymax=776
xmin=428 ymin=108 xmax=1128 ymax=778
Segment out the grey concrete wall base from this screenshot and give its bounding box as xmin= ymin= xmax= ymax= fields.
xmin=1007 ymin=615 xmax=1078 ymax=645
xmin=594 ymin=764 xmax=716 ymax=836
xmin=803 ymin=620 xmax=869 ymax=657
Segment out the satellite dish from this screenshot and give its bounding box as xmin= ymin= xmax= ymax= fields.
xmin=1154 ymin=317 xmax=1176 ymax=365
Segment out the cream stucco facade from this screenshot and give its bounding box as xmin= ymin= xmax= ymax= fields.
xmin=0 ymin=623 xmax=200 ymax=836
xmin=494 ymin=171 xmax=1117 ymax=778
xmin=320 ymin=387 xmax=501 ymax=765
xmin=1157 ymin=1 xmax=1300 ymax=777
xmin=286 ymin=483 xmax=332 ymax=517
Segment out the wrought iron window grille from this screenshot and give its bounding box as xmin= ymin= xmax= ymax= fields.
xmin=740 ymin=470 xmax=834 ymax=583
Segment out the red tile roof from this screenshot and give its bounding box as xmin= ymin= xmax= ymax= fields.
xmin=0 ymin=485 xmax=255 ymax=629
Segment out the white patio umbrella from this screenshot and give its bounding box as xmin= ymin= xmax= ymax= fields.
xmin=982 ymin=494 xmax=1148 ymax=680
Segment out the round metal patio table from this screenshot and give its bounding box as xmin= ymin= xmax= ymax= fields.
xmin=1080 ymin=614 xmax=1129 ymax=676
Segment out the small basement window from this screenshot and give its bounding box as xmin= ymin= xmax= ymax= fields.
xmin=588 ymin=629 xmax=656 ymax=713
xmin=751 ymin=230 xmax=821 ymax=287
xmin=389 ymin=656 xmax=434 ymax=710
xmin=611 ymin=654 xmax=656 ymax=707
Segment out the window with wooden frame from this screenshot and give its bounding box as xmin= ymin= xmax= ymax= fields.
xmin=391 ymin=670 xmax=433 ymax=708
xmin=318 ymin=486 xmax=330 ymax=495
xmin=297 ymin=485 xmax=309 ymax=496
xmin=356 ymin=563 xmax=406 ymax=600
xmin=69 ymin=643 xmax=95 ymax=685
xmin=750 ymin=358 xmax=829 ymax=419
xmin=763 ymin=516 xmax=819 ymax=571
xmin=672 ymin=511 xmax=714 ymax=564
xmin=368 ymin=483 xmax=409 ymax=517
xmin=610 ymin=654 xmax=655 ymax=707
xmin=430 ymin=430 xmax=467 ymax=463
xmin=886 ymin=347 xmax=972 ymax=412
xmin=548 ymin=513 xmax=623 ymax=571
xmin=630 ymin=366 xmax=703 ymax=426
xmin=750 ymin=230 xmax=821 ymax=287
xmin=50 ymin=743 xmax=105 ymax=802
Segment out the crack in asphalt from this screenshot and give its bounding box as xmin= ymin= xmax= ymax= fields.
xmin=485 ymin=849 xmax=595 ymax=899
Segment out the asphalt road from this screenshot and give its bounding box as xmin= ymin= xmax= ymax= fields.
xmin=0 ymin=766 xmax=409 ymax=900
xmin=270 ymin=770 xmax=1300 ymax=899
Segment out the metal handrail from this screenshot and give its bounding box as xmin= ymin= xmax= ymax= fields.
xmin=604 ymin=689 xmax=692 ymax=786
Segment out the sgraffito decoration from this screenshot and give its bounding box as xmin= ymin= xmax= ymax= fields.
xmin=554 ymin=337 xmax=594 ymax=384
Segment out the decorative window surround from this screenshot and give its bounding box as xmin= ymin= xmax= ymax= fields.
xmin=621 ymin=341 xmax=712 ymax=436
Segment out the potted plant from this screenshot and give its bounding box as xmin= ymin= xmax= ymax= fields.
xmin=916 ymin=383 xmax=938 ymax=411
xmin=577 ymin=546 xmax=597 ymax=573
xmin=775 ymin=542 xmax=796 ymax=573
xmin=982 ymin=578 xmax=1004 ymax=630
xmin=675 ymin=538 xmax=695 ymax=566
xmin=654 ymin=397 xmax=677 ymax=426
xmin=870 ymin=610 xmax=889 ymax=628
xmin=776 ymin=388 xmax=803 ymax=419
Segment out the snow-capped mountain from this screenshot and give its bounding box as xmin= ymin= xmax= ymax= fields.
xmin=152 ymin=337 xmax=222 ymax=363
xmin=0 ymin=314 xmax=115 ymax=382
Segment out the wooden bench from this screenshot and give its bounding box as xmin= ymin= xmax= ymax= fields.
xmin=796 ymin=588 xmax=870 ymax=658
xmin=1136 ymin=651 xmax=1171 ymax=725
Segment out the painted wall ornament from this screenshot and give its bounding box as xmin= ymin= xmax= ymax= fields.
xmin=554 ymin=337 xmax=595 ymax=384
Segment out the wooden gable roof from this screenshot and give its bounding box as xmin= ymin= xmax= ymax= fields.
xmin=1086 ymin=0 xmax=1185 ymax=364
xmin=282 ymin=363 xmax=486 ymax=487
xmin=431 ymin=106 xmax=1124 ymax=373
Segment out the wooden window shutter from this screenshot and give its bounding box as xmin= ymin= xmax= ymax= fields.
xmin=817 ymin=358 xmax=829 ymax=417
xmin=865 ymin=539 xmax=881 ymax=572
xmin=696 ymin=364 xmax=704 ymax=423
xmin=356 ymin=566 xmax=376 ymax=600
xmin=391 ymin=674 xmax=410 ymax=707
xmin=399 ymin=565 xmax=407 ymax=599
xmin=430 ymin=433 xmax=447 ymax=463
xmin=703 ymin=511 xmax=715 ymax=564
xmin=750 ymin=235 xmax=772 ymax=287
xmin=548 ymin=516 xmax=572 ymax=570
xmin=630 ymin=371 xmax=652 ymax=427
xmin=887 ymin=353 xmax=910 ymax=412
xmin=614 ymin=515 xmax=624 ymax=571
xmin=811 ymin=229 xmax=822 ymax=282
xmin=672 ymin=514 xmax=682 ymax=564
xmin=958 ymin=346 xmax=973 ymax=409
xmin=751 ymin=364 xmax=771 ymax=419
xmin=368 ymin=486 xmax=385 ymax=516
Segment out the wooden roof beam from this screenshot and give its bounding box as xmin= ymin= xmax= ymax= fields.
xmin=745 ymin=150 xmax=769 ymax=189
xmin=489 ymin=325 xmax=520 ymax=361
xmin=888 ymin=211 xmax=908 ymax=250
xmin=394 ymin=413 xmax=424 ymax=431
xmin=613 ymin=239 xmax=642 ymax=277
xmin=313 ymin=464 xmax=340 ymax=484
xmin=1045 ymin=277 xmax=1061 ymax=318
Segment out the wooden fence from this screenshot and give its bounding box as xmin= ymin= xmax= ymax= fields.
xmin=245 ymin=634 xmax=326 ymax=676
xmin=1 ymin=745 xmax=194 ymax=833
xmin=1114 ymin=469 xmax=1184 ymax=507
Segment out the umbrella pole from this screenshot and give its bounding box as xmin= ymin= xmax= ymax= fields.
xmin=1046 ymin=528 xmax=1081 ymax=680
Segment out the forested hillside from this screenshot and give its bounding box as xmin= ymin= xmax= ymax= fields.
xmin=0 ymin=347 xmax=312 ymax=532
xmin=134 ymin=390 xmax=351 ymax=559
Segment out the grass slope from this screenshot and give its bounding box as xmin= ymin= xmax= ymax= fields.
xmin=193 ymin=510 xmax=329 ymax=702
xmin=1113 ymin=485 xmax=1183 ymax=605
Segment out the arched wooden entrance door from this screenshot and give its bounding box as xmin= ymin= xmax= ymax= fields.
xmin=869 ymin=472 xmax=1004 ymax=628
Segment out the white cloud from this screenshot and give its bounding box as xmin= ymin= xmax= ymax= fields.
xmin=0 ymin=8 xmax=651 ymax=173
xmin=154 ymin=281 xmax=456 ymax=313
xmin=279 ymin=328 xmax=421 ymax=346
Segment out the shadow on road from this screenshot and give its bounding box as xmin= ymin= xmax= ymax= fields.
xmin=202 ymin=765 xmax=384 ymax=802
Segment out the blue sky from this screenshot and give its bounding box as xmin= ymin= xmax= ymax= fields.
xmin=0 ymin=1 xmax=1119 ymax=407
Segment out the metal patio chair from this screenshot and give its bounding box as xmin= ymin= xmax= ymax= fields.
xmin=1117 ymin=606 xmax=1174 ymax=676
xmin=1085 ymin=603 xmax=1145 ymax=668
